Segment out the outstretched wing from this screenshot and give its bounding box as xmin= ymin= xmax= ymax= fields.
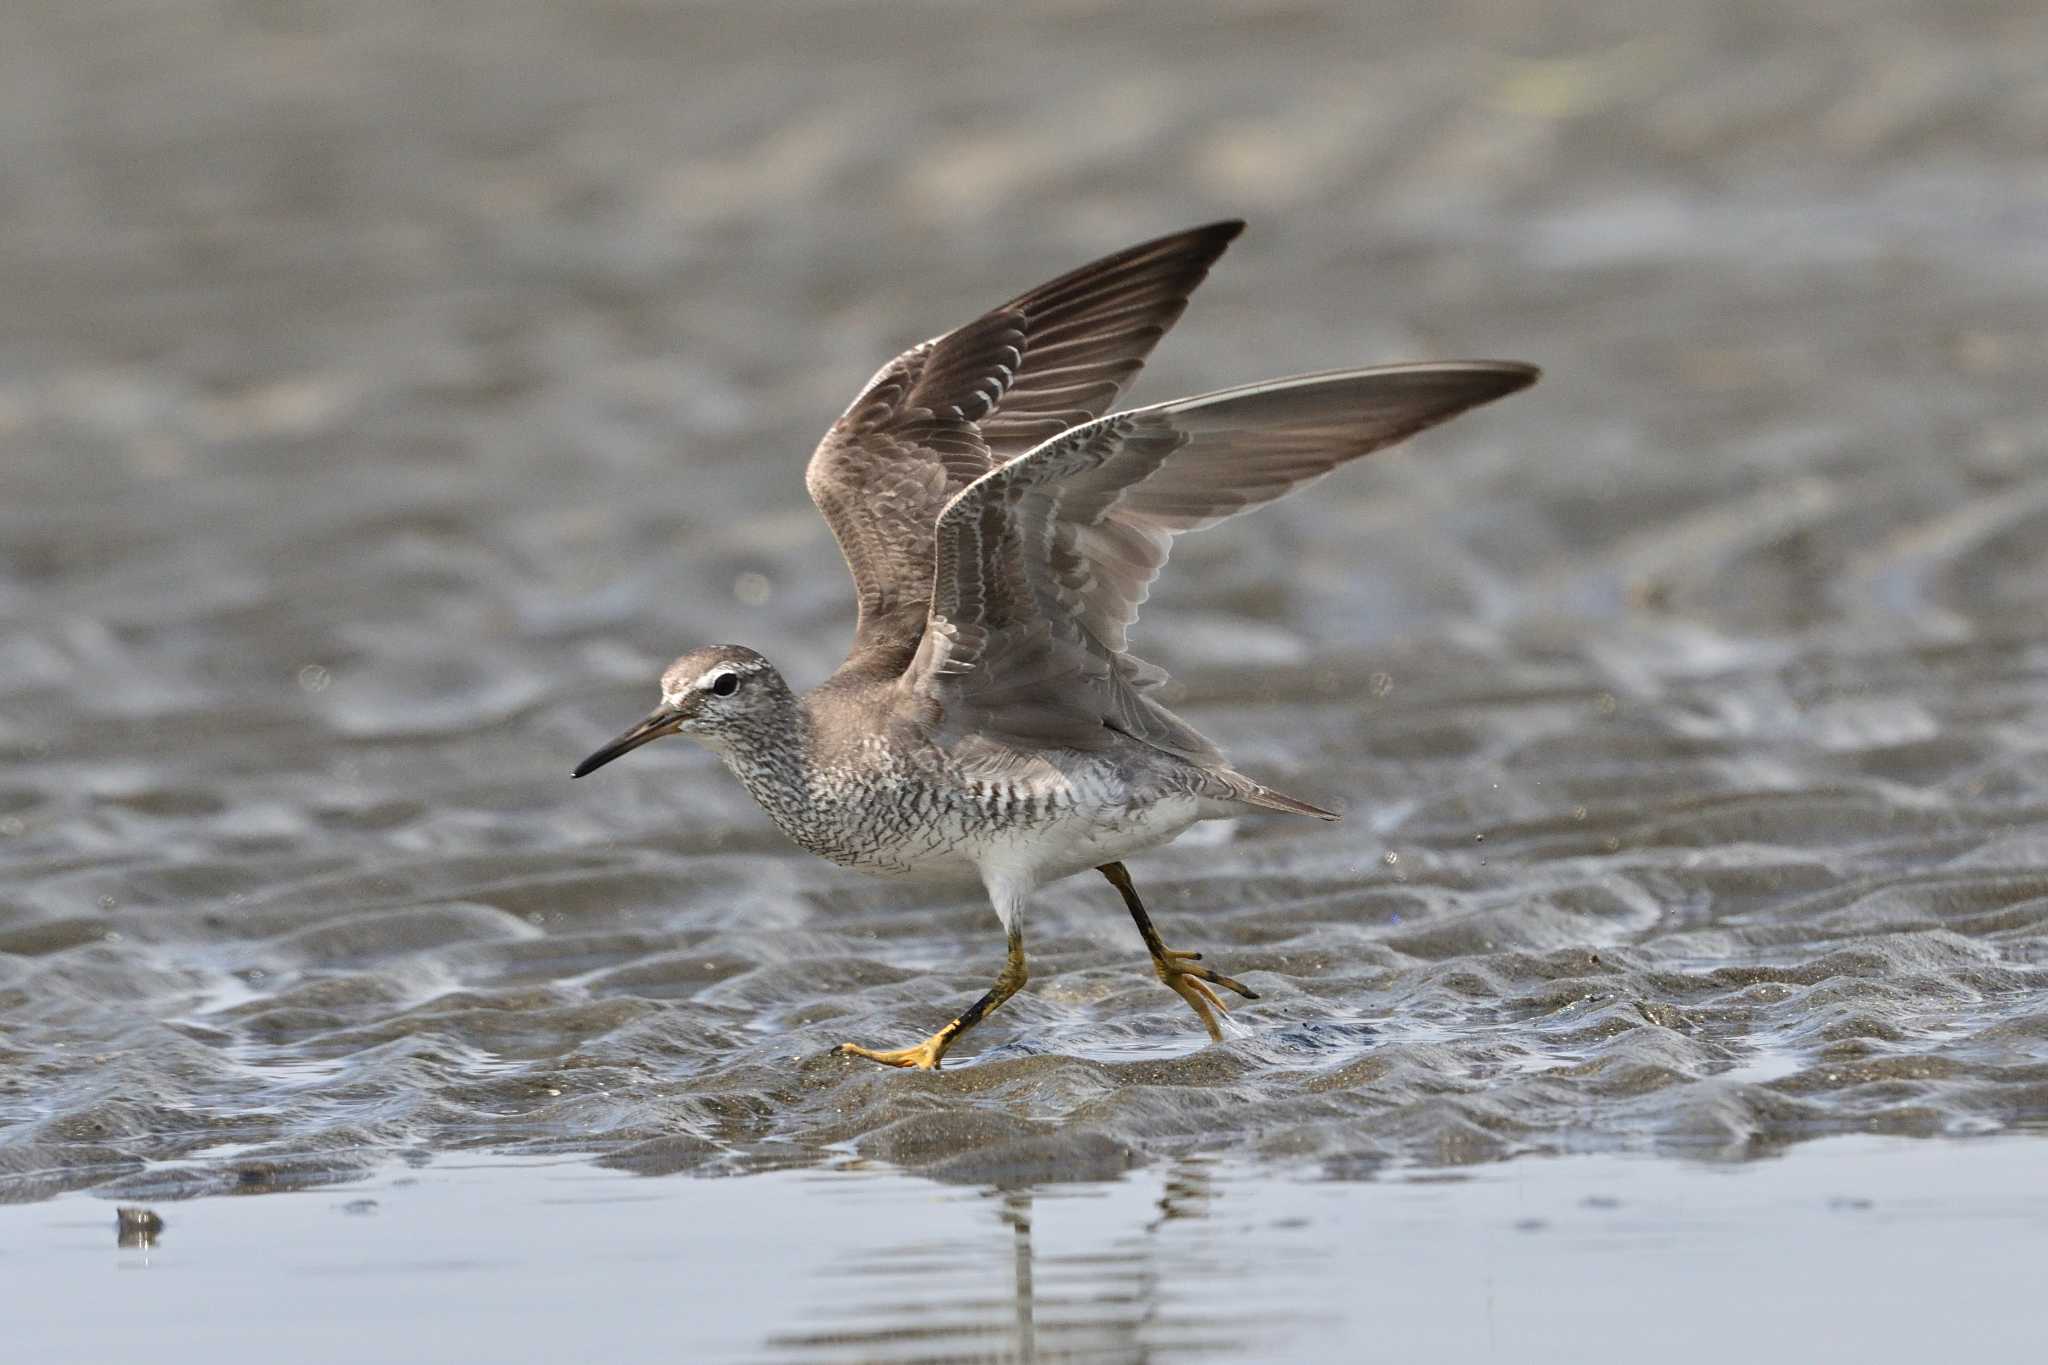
xmin=911 ymin=362 xmax=1541 ymax=755
xmin=804 ymin=221 xmax=1244 ymax=671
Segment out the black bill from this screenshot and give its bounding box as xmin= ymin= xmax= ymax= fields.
xmin=571 ymin=705 xmax=682 ymax=778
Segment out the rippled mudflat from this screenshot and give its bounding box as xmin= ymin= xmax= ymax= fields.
xmin=4 ymin=0 xmax=2048 ymax=1356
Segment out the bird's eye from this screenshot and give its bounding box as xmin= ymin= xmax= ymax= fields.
xmin=710 ymin=672 xmax=741 ymax=697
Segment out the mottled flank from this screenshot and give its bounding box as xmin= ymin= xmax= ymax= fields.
xmin=4 ymin=0 xmax=2048 ymax=1202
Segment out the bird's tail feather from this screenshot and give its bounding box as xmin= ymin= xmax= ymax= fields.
xmin=1218 ymin=770 xmax=1341 ymax=820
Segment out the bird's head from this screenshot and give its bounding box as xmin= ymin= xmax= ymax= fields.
xmin=571 ymin=644 xmax=790 ymax=777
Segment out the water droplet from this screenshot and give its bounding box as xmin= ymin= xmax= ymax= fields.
xmin=297 ymin=664 xmax=331 ymax=693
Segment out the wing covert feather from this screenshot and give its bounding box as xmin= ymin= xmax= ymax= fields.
xmin=804 ymin=222 xmax=1244 ymax=668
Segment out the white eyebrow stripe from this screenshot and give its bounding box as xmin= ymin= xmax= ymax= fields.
xmin=692 ymin=666 xmax=735 ymax=691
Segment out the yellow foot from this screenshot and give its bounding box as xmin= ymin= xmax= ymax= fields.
xmin=833 ymin=1035 xmax=951 ymax=1071
xmin=1153 ymin=948 xmax=1258 ymax=1042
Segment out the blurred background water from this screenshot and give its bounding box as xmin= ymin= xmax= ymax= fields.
xmin=3 ymin=0 xmax=2047 ymax=1358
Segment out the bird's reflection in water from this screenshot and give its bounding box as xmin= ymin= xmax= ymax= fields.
xmin=1000 ymin=1191 xmax=1035 ymax=1362
xmin=763 ymin=1159 xmax=1254 ymax=1361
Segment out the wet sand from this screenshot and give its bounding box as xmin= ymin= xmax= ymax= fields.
xmin=3 ymin=0 xmax=2048 ymax=1355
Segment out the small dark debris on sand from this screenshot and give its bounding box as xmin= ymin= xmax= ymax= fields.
xmin=116 ymin=1206 xmax=164 ymax=1248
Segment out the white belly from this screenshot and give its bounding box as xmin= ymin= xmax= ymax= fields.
xmin=1018 ymin=794 xmax=1207 ymax=881
xmin=838 ymin=792 xmax=1207 ymax=889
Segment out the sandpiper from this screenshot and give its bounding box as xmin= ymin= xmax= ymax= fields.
xmin=574 ymin=222 xmax=1536 ymax=1068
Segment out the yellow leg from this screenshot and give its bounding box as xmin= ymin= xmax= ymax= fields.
xmin=835 ymin=929 xmax=1027 ymax=1071
xmin=1098 ymin=862 xmax=1257 ymax=1042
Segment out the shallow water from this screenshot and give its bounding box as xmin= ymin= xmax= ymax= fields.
xmin=3 ymin=0 xmax=2048 ymax=1352
xmin=9 ymin=1135 xmax=2047 ymax=1362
